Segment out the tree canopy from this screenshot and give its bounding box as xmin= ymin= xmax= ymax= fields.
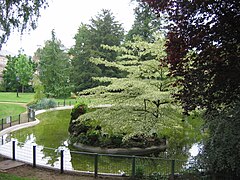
xmin=3 ymin=54 xmax=35 ymax=92
xmin=0 ymin=0 xmax=48 ymax=48
xmin=72 ymin=35 xmax=203 ymax=154
xmin=38 ymin=30 xmax=71 ymax=98
xmin=142 ymin=0 xmax=240 ymax=113
xmin=126 ymin=0 xmax=165 ymax=42
xmin=70 ymin=9 xmax=125 ymax=92
xmin=142 ymin=0 xmax=240 ymax=176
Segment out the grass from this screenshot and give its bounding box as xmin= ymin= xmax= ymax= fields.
xmin=0 ymin=92 xmax=78 ymax=105
xmin=0 ymin=93 xmax=34 ymax=103
xmin=0 ymin=104 xmax=26 ymax=119
xmin=0 ymin=173 xmax=35 ymax=180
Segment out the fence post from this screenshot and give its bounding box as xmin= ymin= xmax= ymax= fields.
xmin=60 ymin=150 xmax=64 ymax=173
xmin=94 ymin=154 xmax=98 ymax=178
xmin=33 ymin=146 xmax=36 ymax=168
xmin=18 ymin=114 xmax=21 ymax=124
xmin=28 ymin=108 xmax=30 ymax=122
xmin=33 ymin=110 xmax=36 ymax=121
xmin=63 ymin=99 xmax=66 ymax=106
xmin=12 ymin=141 xmax=16 ymax=160
xmin=171 ymin=160 xmax=175 ymax=180
xmin=58 ymin=102 xmax=60 ymax=107
xmin=10 ymin=116 xmax=12 ymax=127
xmin=132 ymin=156 xmax=136 ymax=177
xmin=1 ymin=136 xmax=3 ymax=145
xmin=1 ymin=119 xmax=3 ymax=130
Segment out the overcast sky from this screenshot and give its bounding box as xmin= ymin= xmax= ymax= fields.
xmin=2 ymin=0 xmax=136 ymax=56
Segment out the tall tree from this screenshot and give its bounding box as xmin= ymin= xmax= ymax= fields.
xmin=0 ymin=0 xmax=48 ymax=48
xmin=71 ymin=35 xmax=203 ymax=157
xmin=3 ymin=54 xmax=35 ymax=92
xmin=143 ymin=0 xmax=240 ymax=175
xmin=38 ymin=30 xmax=71 ymax=98
xmin=70 ymin=9 xmax=125 ymax=92
xmin=142 ymin=0 xmax=240 ymax=113
xmin=126 ymin=0 xmax=164 ymax=42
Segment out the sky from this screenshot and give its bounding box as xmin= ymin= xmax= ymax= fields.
xmin=1 ymin=0 xmax=136 ymax=56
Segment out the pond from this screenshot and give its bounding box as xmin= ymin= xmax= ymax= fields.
xmin=0 ymin=109 xmax=202 ymax=176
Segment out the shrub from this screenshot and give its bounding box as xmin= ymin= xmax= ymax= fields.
xmin=70 ymin=102 xmax=88 ymax=120
xmin=28 ymin=98 xmax=57 ymax=110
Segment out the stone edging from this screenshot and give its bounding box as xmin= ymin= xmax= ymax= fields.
xmin=0 ymin=106 xmax=73 ymax=137
xmin=73 ymin=142 xmax=167 ymax=155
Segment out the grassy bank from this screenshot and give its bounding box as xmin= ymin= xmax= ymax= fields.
xmin=0 ymin=104 xmax=26 ymax=119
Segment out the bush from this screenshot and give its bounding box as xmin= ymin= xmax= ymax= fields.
xmin=28 ymin=98 xmax=57 ymax=110
xmin=70 ymin=102 xmax=88 ymax=120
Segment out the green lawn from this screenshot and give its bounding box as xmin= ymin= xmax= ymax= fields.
xmin=0 ymin=173 xmax=35 ymax=180
xmin=0 ymin=92 xmax=78 ymax=105
xmin=0 ymin=104 xmax=26 ymax=119
xmin=0 ymin=92 xmax=34 ymax=103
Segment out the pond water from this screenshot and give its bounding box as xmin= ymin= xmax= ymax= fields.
xmin=0 ymin=109 xmax=202 ymax=176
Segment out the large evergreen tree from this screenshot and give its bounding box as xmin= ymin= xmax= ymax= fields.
xmin=126 ymin=0 xmax=165 ymax=42
xmin=38 ymin=30 xmax=71 ymax=98
xmin=70 ymin=9 xmax=125 ymax=92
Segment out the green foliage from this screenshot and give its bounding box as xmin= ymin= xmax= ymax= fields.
xmin=0 ymin=103 xmax=26 ymax=119
xmin=0 ymin=0 xmax=48 ymax=48
xmin=69 ymin=35 xmax=204 ymax=153
xmin=38 ymin=29 xmax=72 ymax=98
xmin=199 ymin=101 xmax=240 ymax=176
xmin=3 ymin=54 xmax=35 ymax=92
xmin=135 ymin=166 xmax=145 ymax=179
xmin=32 ymin=74 xmax=45 ymax=101
xmin=126 ymin=1 xmax=166 ymax=42
xmin=70 ymin=9 xmax=125 ymax=92
xmin=28 ymin=98 xmax=57 ymax=110
xmin=143 ymin=0 xmax=240 ymax=174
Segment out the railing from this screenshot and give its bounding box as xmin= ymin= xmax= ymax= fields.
xmin=0 ymin=108 xmax=35 ymax=131
xmin=0 ymin=139 xmax=184 ymax=179
xmin=0 ymin=102 xmax=199 ymax=179
xmin=0 ymin=99 xmax=77 ymax=131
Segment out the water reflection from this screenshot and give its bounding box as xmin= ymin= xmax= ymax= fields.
xmin=0 ymin=109 xmax=203 ymax=175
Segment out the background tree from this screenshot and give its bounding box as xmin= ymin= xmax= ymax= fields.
xmin=70 ymin=9 xmax=125 ymax=92
xmin=143 ymin=0 xmax=240 ymax=175
xmin=32 ymin=74 xmax=45 ymax=101
xmin=38 ymin=30 xmax=71 ymax=98
xmin=15 ymin=54 xmax=35 ymax=92
xmin=126 ymin=0 xmax=165 ymax=42
xmin=0 ymin=0 xmax=48 ymax=48
xmin=3 ymin=54 xmax=35 ymax=92
xmin=70 ymin=23 xmax=102 ymax=92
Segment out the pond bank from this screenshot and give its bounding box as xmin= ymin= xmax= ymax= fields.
xmin=73 ymin=142 xmax=167 ymax=155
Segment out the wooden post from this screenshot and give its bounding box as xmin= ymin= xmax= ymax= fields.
xmin=60 ymin=150 xmax=64 ymax=173
xmin=33 ymin=146 xmax=36 ymax=168
xmin=12 ymin=141 xmax=16 ymax=160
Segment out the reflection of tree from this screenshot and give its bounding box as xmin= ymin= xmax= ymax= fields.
xmin=11 ymin=109 xmax=71 ymax=166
